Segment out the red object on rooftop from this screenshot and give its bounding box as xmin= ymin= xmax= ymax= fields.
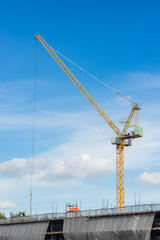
xmin=68 ymin=207 xmax=80 ymax=212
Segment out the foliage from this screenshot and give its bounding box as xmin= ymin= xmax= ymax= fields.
xmin=0 ymin=212 xmax=6 ymax=219
xmin=10 ymin=211 xmax=26 ymax=218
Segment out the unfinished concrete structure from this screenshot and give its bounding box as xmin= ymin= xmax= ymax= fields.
xmin=0 ymin=204 xmax=160 ymax=240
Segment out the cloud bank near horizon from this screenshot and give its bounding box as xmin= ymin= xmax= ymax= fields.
xmin=0 ymin=154 xmax=115 ymax=181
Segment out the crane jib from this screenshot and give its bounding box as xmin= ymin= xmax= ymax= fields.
xmin=35 ymin=34 xmax=121 ymax=137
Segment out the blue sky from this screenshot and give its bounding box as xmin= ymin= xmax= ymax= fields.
xmin=0 ymin=0 xmax=160 ymax=216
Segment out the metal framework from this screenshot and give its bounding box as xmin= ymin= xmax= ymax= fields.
xmin=116 ymin=146 xmax=124 ymax=208
xmin=122 ymin=103 xmax=140 ymax=136
xmin=35 ymin=34 xmax=143 ymax=209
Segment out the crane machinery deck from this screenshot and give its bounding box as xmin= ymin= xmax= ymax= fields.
xmin=34 ymin=34 xmax=143 ymax=209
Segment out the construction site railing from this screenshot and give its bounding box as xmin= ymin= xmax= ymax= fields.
xmin=0 ymin=203 xmax=160 ymax=224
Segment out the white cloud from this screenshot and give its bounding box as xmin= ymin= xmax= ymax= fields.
xmin=116 ymin=95 xmax=133 ymax=106
xmin=0 ymin=119 xmax=116 ymax=182
xmin=0 ymin=111 xmax=87 ymax=131
xmin=110 ymin=71 xmax=160 ymax=91
xmin=129 ymin=72 xmax=160 ymax=89
xmin=138 ymin=172 xmax=160 ymax=185
xmin=0 ymin=158 xmax=28 ymax=177
xmin=46 ymin=154 xmax=114 ymax=180
xmin=0 ymin=153 xmax=114 ymax=181
xmin=125 ymin=116 xmax=160 ymax=170
xmin=1 ymin=99 xmax=160 ymax=181
xmin=0 ymin=201 xmax=17 ymax=209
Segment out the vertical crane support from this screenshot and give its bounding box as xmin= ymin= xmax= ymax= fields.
xmin=35 ymin=34 xmax=143 ymax=209
xmin=116 ymin=146 xmax=124 ymax=208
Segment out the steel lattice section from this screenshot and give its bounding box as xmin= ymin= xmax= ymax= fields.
xmin=116 ymin=146 xmax=125 ymax=208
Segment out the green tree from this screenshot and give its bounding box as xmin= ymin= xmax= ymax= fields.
xmin=10 ymin=211 xmax=26 ymax=218
xmin=16 ymin=211 xmax=26 ymax=217
xmin=0 ymin=212 xmax=6 ymax=219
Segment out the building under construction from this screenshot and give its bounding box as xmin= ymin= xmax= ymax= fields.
xmin=0 ymin=204 xmax=160 ymax=240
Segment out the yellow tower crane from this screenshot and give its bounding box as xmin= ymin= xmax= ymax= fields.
xmin=35 ymin=34 xmax=143 ymax=209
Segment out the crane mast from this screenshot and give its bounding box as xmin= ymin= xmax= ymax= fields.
xmin=35 ymin=34 xmax=143 ymax=209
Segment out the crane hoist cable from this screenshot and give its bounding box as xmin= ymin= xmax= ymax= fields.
xmin=50 ymin=46 xmax=136 ymax=105
xmin=51 ymin=46 xmax=119 ymax=94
